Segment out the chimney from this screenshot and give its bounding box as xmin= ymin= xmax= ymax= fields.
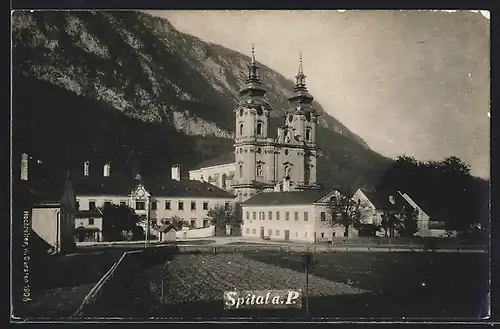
xmin=83 ymin=161 xmax=90 ymax=177
xmin=283 ymin=176 xmax=290 ymax=192
xmin=389 ymin=195 xmax=395 ymax=205
xmin=21 ymin=153 xmax=28 ymax=181
xmin=103 ymin=162 xmax=111 ymax=177
xmin=171 ymin=164 xmax=181 ymax=181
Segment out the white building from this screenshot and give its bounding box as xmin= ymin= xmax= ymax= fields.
xmin=73 ymin=162 xmax=236 ymax=239
xmin=241 ymin=185 xmax=352 ymax=243
xmin=75 ymin=209 xmax=103 ymax=242
xmin=190 ymin=48 xmax=321 ymax=202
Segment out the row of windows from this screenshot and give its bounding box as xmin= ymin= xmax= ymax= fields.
xmin=238 ymin=164 xmax=292 ymax=178
xmin=238 ymin=122 xmax=313 ymax=141
xmin=245 ymin=211 xmax=328 ymax=222
xmin=159 ymin=218 xmax=210 ymax=229
xmin=246 ymin=210 xmax=311 ymax=221
xmin=84 ymin=200 xmax=229 ymax=211
xmin=245 ymin=228 xmax=331 ymax=239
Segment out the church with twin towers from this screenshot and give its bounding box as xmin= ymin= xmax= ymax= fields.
xmin=189 ymin=46 xmax=321 ymax=202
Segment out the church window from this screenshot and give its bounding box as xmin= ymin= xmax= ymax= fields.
xmin=306 ymin=127 xmax=311 ymax=141
xmin=239 ymin=164 xmax=243 ymax=177
xmin=256 ymin=164 xmax=263 ymax=177
xmin=288 ymin=114 xmax=293 ymax=123
xmin=285 ymin=149 xmax=289 ymax=155
xmin=239 ymin=108 xmax=244 ymax=116
xmin=239 ymin=123 xmax=244 ymax=135
xmin=256 ymin=148 xmax=262 ymax=154
xmin=257 ymin=107 xmax=263 ymax=116
xmin=256 ymin=122 xmax=263 ymax=135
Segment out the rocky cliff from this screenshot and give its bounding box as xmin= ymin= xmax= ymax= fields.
xmin=11 ymin=10 xmax=391 ymax=190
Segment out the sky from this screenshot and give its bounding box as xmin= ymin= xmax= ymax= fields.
xmin=148 ymin=10 xmax=490 ymax=178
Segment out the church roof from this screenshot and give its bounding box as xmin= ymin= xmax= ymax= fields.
xmin=242 ymin=189 xmax=331 ymax=206
xmin=191 ymin=151 xmax=235 ymax=170
xmin=73 ymin=174 xmax=235 ymax=199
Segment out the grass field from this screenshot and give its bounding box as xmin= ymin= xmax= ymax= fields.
xmin=85 ymin=251 xmax=489 ymax=319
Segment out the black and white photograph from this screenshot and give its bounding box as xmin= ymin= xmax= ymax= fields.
xmin=10 ymin=9 xmax=491 ymax=321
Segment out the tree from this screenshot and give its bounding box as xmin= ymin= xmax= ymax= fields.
xmin=162 ymin=215 xmax=185 ymax=231
xmin=399 ymin=205 xmax=419 ymax=237
xmin=207 ymin=203 xmax=240 ymax=236
xmin=380 ymin=212 xmax=401 ymax=237
xmin=101 ymin=203 xmax=144 ymax=241
xmin=325 ymin=194 xmax=372 ymax=237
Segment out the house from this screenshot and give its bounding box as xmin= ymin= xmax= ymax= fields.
xmin=75 ymin=209 xmax=103 ymax=242
xmin=398 ymin=191 xmax=451 ymax=237
xmin=73 ymin=162 xmax=236 ymax=238
xmin=157 ymin=224 xmax=176 ymax=242
xmin=16 ymin=153 xmax=77 ymax=254
xmin=351 ymin=188 xmax=411 ymax=236
xmin=189 ymin=48 xmax=321 ymax=202
xmin=241 ymin=183 xmax=353 ymax=243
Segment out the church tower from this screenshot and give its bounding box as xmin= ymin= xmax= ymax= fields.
xmin=282 ymin=54 xmax=320 ymax=188
xmin=234 ymin=46 xmax=274 ymax=202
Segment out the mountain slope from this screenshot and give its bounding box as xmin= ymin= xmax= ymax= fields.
xmin=11 ymin=10 xmax=391 ymax=190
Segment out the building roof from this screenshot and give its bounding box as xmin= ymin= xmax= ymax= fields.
xmin=76 ymin=209 xmax=103 ymax=218
xmin=158 ymin=224 xmax=176 ymax=232
xmin=73 ymin=174 xmax=235 ymax=199
xmin=242 ymin=189 xmax=331 ymax=206
xmin=359 ymin=188 xmax=403 ymax=212
xmin=16 ymin=178 xmax=66 ymax=206
xmin=191 ymin=151 xmax=235 ymax=170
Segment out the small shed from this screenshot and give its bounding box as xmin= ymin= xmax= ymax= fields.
xmin=158 ymin=224 xmax=176 ymax=242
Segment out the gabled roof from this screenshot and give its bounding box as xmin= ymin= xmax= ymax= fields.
xmin=191 ymin=151 xmax=235 ymax=170
xmin=358 ymin=188 xmax=404 ymax=212
xmin=16 ymin=178 xmax=66 ymax=206
xmin=158 ymin=224 xmax=176 ymax=232
xmin=242 ymin=189 xmax=331 ymax=206
xmin=73 ymin=174 xmax=235 ymax=199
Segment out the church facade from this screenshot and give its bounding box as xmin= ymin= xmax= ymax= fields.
xmin=189 ymin=47 xmax=321 ymax=202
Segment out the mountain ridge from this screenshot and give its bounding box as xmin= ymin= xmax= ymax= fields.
xmin=11 ymin=10 xmax=392 ymax=190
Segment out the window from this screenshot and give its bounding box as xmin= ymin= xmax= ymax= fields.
xmin=76 ymin=201 xmax=80 ymax=210
xmin=239 ymin=123 xmax=244 ymax=135
xmin=246 ymin=212 xmax=250 ymax=220
xmin=276 ymin=230 xmax=280 ymax=236
xmin=268 ymin=211 xmax=272 ymax=220
xmin=165 ymin=201 xmax=171 ymax=210
xmin=88 ymin=218 xmax=94 ymax=225
xmin=305 ymin=232 xmax=308 ymax=238
xmin=246 ymin=228 xmax=250 ymax=234
xmin=225 ymin=202 xmax=230 ymax=209
xmin=203 ymin=219 xmax=209 ymax=227
xmin=304 ymin=211 xmax=308 ymax=221
xmin=120 ymin=201 xmax=127 ymax=206
xmin=294 ymin=212 xmax=299 ymax=221
xmin=306 ymin=128 xmax=311 ymax=141
xmin=252 ymin=228 xmax=256 ymax=235
xmin=253 ymin=212 xmax=256 ymax=220
xmin=320 ymin=212 xmax=326 ymax=221
xmin=268 ymin=229 xmax=272 ymax=236
xmin=285 ymin=211 xmax=290 ymax=220
xmin=191 ymin=202 xmax=196 ymax=211
xmin=321 ymin=232 xmax=325 ymax=238
xmin=151 ymin=201 xmax=157 ymax=210
xmin=104 ymin=201 xmax=111 ymax=206
xmin=178 ymin=201 xmax=184 ymax=210
xmin=190 ymin=220 xmax=196 ymax=228
xmin=261 ymin=212 xmax=265 ymax=220
xmin=276 ymin=212 xmax=280 ymax=220
xmin=203 ymin=202 xmax=209 ymax=210
xmin=239 ymin=164 xmax=243 ymax=177
xmin=256 ymin=122 xmax=263 ymax=135
xmin=89 ymin=201 xmax=96 ymax=210
xmin=136 ymin=201 xmax=145 ymax=210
